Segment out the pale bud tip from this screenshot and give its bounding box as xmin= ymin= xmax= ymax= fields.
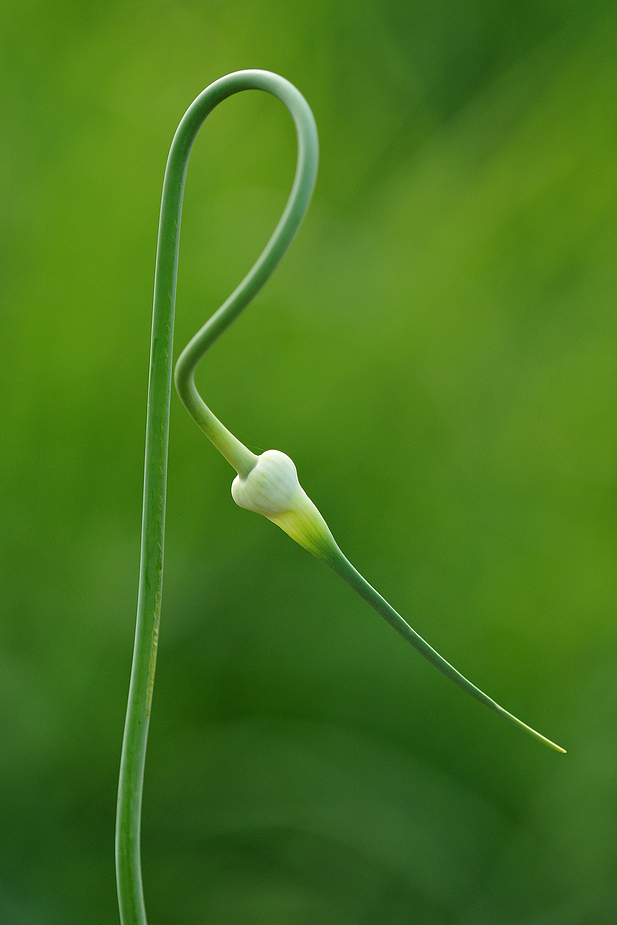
xmin=231 ymin=450 xmax=339 ymax=563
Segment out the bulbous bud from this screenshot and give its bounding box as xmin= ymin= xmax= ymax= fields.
xmin=232 ymin=450 xmax=300 ymax=516
xmin=231 ymin=450 xmax=339 ymax=563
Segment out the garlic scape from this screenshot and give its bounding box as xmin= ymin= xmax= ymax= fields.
xmin=169 ymin=71 xmax=564 ymax=756
xmin=119 ymin=64 xmax=564 ymax=925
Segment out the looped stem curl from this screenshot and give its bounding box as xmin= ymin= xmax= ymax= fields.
xmin=115 ymin=70 xmax=318 ymax=925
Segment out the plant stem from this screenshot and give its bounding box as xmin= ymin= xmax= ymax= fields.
xmin=326 ymin=548 xmax=566 ymax=753
xmin=115 ymin=70 xmax=319 ymax=925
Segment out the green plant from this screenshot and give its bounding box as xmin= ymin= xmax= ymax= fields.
xmin=115 ymin=69 xmax=565 ymax=925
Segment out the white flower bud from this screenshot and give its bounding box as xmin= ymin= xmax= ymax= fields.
xmin=231 ymin=450 xmax=339 ymax=562
xmin=231 ymin=450 xmax=300 ymax=516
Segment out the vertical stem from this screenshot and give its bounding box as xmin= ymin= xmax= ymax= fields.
xmin=115 ymin=71 xmax=318 ymax=925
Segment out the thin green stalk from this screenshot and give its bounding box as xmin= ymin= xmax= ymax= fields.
xmin=327 ymin=550 xmax=565 ymax=752
xmin=220 ymin=447 xmax=565 ymax=753
xmin=115 ymin=70 xmax=319 ymax=925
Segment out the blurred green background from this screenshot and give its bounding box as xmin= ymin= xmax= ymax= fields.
xmin=2 ymin=1 xmax=616 ymax=922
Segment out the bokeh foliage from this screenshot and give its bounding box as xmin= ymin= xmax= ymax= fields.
xmin=1 ymin=1 xmax=616 ymax=922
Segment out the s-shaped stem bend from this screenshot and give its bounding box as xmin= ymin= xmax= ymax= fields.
xmin=115 ymin=70 xmax=318 ymax=925
xmin=117 ymin=65 xmax=564 ymax=925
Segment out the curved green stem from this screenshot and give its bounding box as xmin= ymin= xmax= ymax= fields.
xmin=169 ymin=89 xmax=564 ymax=755
xmin=115 ymin=70 xmax=319 ymax=925
xmin=174 ymin=76 xmax=318 ymax=477
xmin=327 ymin=549 xmax=566 ymax=753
